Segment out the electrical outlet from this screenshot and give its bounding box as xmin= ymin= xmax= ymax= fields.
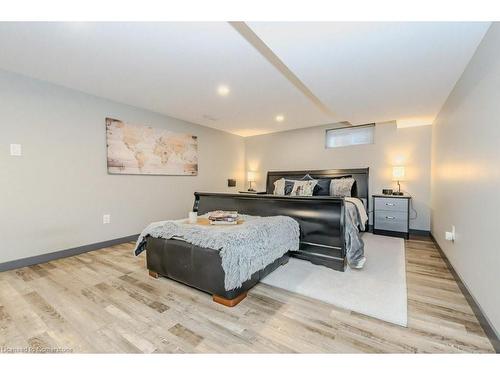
xmin=10 ymin=144 xmax=22 ymax=156
xmin=103 ymin=214 xmax=111 ymax=224
xmin=445 ymin=225 xmax=456 ymax=241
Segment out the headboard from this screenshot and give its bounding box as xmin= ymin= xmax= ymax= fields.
xmin=265 ymin=168 xmax=369 ymax=202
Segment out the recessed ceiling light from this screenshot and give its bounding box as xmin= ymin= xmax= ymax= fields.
xmin=275 ymin=115 xmax=285 ymax=122
xmin=217 ymin=85 xmax=230 ymax=96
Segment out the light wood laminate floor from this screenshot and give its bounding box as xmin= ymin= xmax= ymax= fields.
xmin=0 ymin=236 xmax=494 ymax=353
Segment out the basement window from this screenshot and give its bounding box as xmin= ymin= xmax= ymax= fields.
xmin=325 ymin=124 xmax=375 ymax=148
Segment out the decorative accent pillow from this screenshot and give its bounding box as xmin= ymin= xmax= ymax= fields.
xmin=301 ymin=174 xmax=332 ymax=196
xmin=313 ymin=179 xmax=331 ymax=196
xmin=330 ymin=177 xmax=355 ymax=197
xmin=284 ymin=180 xmax=295 ymax=195
xmin=273 ymin=178 xmax=286 ymax=195
xmin=291 ymin=180 xmax=317 ymax=196
xmin=276 ymin=177 xmax=315 ymax=195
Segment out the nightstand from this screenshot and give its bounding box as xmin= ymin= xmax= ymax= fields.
xmin=372 ymin=194 xmax=411 ymax=239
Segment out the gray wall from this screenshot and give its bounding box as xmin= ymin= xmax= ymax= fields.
xmin=245 ymin=121 xmax=432 ymax=230
xmin=431 ymin=23 xmax=500 ymax=335
xmin=0 ymin=70 xmax=245 ymax=263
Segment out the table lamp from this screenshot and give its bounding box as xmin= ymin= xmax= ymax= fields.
xmin=247 ymin=171 xmax=256 ymax=192
xmin=392 ymin=166 xmax=405 ymax=195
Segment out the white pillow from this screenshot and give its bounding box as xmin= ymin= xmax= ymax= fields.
xmin=330 ymin=177 xmax=355 ymax=197
xmin=291 ymin=180 xmax=317 ymax=196
xmin=273 ymin=178 xmax=286 ymax=195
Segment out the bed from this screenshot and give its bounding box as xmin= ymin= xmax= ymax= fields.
xmin=194 ymin=168 xmax=369 ymax=269
xmin=138 ymin=168 xmax=369 ymax=307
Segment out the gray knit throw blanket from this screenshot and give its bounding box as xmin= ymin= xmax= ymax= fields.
xmin=134 ymin=214 xmax=300 ymax=291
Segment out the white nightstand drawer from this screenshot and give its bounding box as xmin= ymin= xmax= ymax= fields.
xmin=374 ymin=197 xmax=408 ymax=212
xmin=374 ymin=211 xmax=407 ymax=232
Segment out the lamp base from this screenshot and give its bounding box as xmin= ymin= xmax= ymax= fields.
xmin=392 ymin=191 xmax=403 ymax=196
xmin=247 ymin=188 xmax=256 ymax=192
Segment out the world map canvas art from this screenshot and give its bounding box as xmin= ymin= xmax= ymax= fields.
xmin=106 ymin=118 xmax=198 ymax=175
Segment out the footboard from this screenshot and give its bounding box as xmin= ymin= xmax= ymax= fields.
xmin=194 ymin=192 xmax=346 ymax=271
xmin=145 ymin=237 xmax=289 ymax=306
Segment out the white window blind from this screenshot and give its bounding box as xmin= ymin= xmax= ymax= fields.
xmin=326 ymin=124 xmax=375 ymax=148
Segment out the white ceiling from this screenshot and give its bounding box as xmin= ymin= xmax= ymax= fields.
xmin=249 ymin=22 xmax=491 ymax=126
xmin=0 ymin=22 xmax=490 ymax=136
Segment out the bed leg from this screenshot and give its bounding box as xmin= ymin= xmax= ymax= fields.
xmin=213 ymin=292 xmax=247 ymax=307
xmin=148 ymin=270 xmax=160 ymax=279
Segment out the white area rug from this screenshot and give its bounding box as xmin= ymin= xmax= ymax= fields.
xmin=261 ymin=233 xmax=407 ymax=326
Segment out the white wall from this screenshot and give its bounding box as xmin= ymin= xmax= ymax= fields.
xmin=0 ymin=70 xmax=245 ymax=263
xmin=245 ymin=121 xmax=432 ymax=230
xmin=431 ymin=23 xmax=500 ymax=335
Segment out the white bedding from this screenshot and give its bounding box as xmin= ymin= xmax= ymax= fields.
xmin=345 ymin=197 xmax=368 ymax=230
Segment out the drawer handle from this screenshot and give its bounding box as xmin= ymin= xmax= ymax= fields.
xmin=385 ymin=216 xmax=396 ymax=220
xmin=385 ymin=203 xmax=395 ymax=206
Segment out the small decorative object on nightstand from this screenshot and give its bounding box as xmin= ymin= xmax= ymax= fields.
xmin=372 ymin=194 xmax=411 ymax=239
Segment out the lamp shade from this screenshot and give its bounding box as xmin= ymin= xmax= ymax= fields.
xmin=247 ymin=171 xmax=256 ymax=182
xmin=392 ymin=166 xmax=406 ymax=181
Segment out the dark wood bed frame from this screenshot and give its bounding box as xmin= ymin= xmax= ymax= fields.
xmin=145 ymin=168 xmax=369 ymax=307
xmin=194 ymin=168 xmax=369 ymax=272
